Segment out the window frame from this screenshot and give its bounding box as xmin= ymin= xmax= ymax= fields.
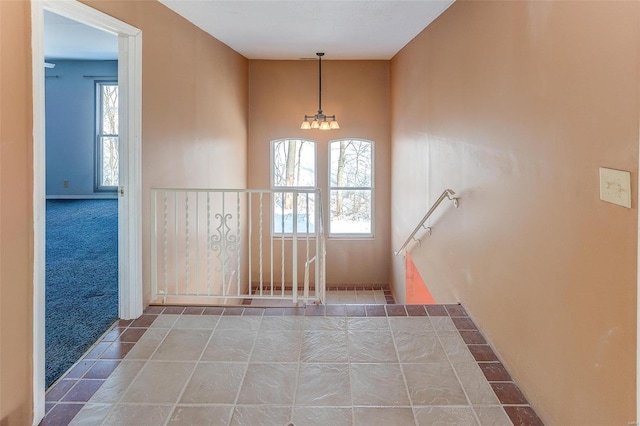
xmin=328 ymin=138 xmax=375 ymax=239
xmin=270 ymin=138 xmax=318 ymax=237
xmin=95 ymin=80 xmax=119 ymax=192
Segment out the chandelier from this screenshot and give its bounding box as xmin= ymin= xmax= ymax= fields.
xmin=300 ymin=53 xmax=340 ymax=130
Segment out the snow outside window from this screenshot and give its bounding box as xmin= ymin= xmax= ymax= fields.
xmin=271 ymin=139 xmax=316 ymax=234
xmin=329 ymin=139 xmax=373 ymax=236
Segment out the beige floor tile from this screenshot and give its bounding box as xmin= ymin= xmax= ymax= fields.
xmin=389 ymin=317 xmax=434 ymax=332
xmin=124 ymin=328 xmax=169 ymax=360
xmin=259 ymin=316 xmax=304 ymax=331
xmin=430 ymin=316 xmax=458 ymax=332
xmin=250 ymin=330 xmax=302 ymax=362
xmin=230 ymin=406 xmax=292 ymax=426
xmin=355 ymin=291 xmax=377 ymax=304
xmin=216 ymin=316 xmax=262 ymax=331
xmin=394 ymin=331 xmax=449 ymax=363
xmin=474 ymin=406 xmax=513 ymax=426
xmin=350 ymin=363 xmax=410 ymax=406
xmin=304 ymin=316 xmax=347 ymax=330
xmin=68 ymin=403 xmax=112 ymax=425
xmin=300 ymin=330 xmax=348 ymax=363
xmin=325 ymin=293 xmax=339 ymax=304
xmin=152 ymin=329 xmax=212 ymax=361
xmin=403 ymin=363 xmax=468 ymax=405
xmin=237 ymin=363 xmax=297 ymax=404
xmin=89 ymin=361 xmax=147 ymax=403
xmin=438 ymin=331 xmax=477 ymax=364
xmin=168 ymin=405 xmax=233 ymax=425
xmin=150 ymin=314 xmax=180 ymax=328
xmin=250 ymin=298 xmax=293 ymax=307
xmin=353 ymin=407 xmax=416 ymax=426
xmin=202 ymin=329 xmax=257 ymax=362
xmin=347 ymin=317 xmax=390 ymax=330
xmin=337 ymin=291 xmax=358 ymax=304
xmin=59 ymin=302 xmax=524 ymax=426
xmin=296 ymin=363 xmax=352 ymax=406
xmin=180 ymin=362 xmax=247 ymax=404
xmin=414 ymin=406 xmax=479 ymax=426
xmin=173 ymin=315 xmax=220 ymax=329
xmin=102 ymin=404 xmax=173 ymax=426
xmin=454 ymin=362 xmax=500 ymax=405
xmin=373 ymin=290 xmax=387 ymax=304
xmin=293 ymin=407 xmax=352 ymax=426
xmin=348 ymin=330 xmax=399 ymax=362
xmin=122 ymin=361 xmax=195 ymax=403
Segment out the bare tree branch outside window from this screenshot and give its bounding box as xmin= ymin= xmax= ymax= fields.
xmin=272 ymin=139 xmax=315 ymax=234
xmin=330 ymin=139 xmax=373 ymax=235
xmin=98 ymin=83 xmax=119 ymax=188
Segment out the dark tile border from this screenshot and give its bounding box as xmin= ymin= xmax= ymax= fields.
xmin=504 ymin=406 xmax=545 ymax=426
xmin=42 ymin=302 xmax=543 ymax=426
xmin=41 ymin=315 xmax=155 ymax=425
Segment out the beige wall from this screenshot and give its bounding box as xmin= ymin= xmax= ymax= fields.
xmin=0 ymin=0 xmax=34 ymax=424
xmin=83 ymin=0 xmax=249 ymax=304
xmin=0 ymin=1 xmax=248 ymax=423
xmin=248 ymin=60 xmax=391 ymax=285
xmin=391 ymin=1 xmax=638 ymax=424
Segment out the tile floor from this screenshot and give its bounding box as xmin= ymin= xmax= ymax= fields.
xmin=42 ymin=303 xmax=543 ymax=426
xmin=247 ymin=287 xmax=395 ymax=307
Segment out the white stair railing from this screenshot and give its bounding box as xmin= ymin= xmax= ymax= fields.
xmin=151 ymin=188 xmax=326 ymax=305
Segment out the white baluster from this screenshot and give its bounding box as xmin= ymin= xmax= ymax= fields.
xmin=185 ymin=192 xmax=190 ymax=295
xmin=236 ymin=192 xmax=241 ymax=296
xmin=207 ymin=192 xmax=211 ymax=295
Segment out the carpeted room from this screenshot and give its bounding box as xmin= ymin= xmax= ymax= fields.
xmin=45 ymin=199 xmax=118 ymax=387
xmin=44 ymin=50 xmax=120 ymax=388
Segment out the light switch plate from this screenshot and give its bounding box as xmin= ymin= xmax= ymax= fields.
xmin=599 ymin=167 xmax=631 ymax=208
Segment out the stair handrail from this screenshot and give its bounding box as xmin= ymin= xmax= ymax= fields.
xmin=394 ymin=189 xmax=459 ymax=256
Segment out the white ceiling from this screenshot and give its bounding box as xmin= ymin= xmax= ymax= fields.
xmin=158 ymin=0 xmax=454 ymax=60
xmin=44 ymin=10 xmax=118 ymax=61
xmin=43 ymin=1 xmax=454 ymax=62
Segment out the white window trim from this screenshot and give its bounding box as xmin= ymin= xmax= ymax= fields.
xmin=328 ymin=138 xmax=375 ymax=239
xmin=95 ymin=81 xmax=119 ymax=191
xmin=270 ymin=139 xmax=317 ymax=237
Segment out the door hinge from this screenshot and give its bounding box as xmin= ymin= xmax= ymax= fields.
xmin=119 ymin=186 xmax=125 ymax=197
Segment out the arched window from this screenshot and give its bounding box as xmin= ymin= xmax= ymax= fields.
xmin=271 ymin=139 xmax=316 ymax=234
xmin=329 ymin=139 xmax=374 ymax=236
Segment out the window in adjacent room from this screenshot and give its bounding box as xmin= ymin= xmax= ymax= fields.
xmin=329 ymin=139 xmax=374 ymax=237
xmin=271 ymin=139 xmax=316 ymax=234
xmin=96 ymin=81 xmax=119 ymax=191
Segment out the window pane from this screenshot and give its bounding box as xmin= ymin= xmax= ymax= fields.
xmin=101 ymin=136 xmax=119 ymax=186
xmin=330 ymin=140 xmax=372 ymax=188
xmin=101 ymin=84 xmax=118 ymax=135
xmin=273 ymin=191 xmax=316 ymax=234
xmin=330 ymin=189 xmax=371 ymax=234
xmin=273 ymin=139 xmax=315 ymax=187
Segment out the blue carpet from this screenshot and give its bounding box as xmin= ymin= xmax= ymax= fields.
xmin=46 ymin=199 xmax=118 ymax=388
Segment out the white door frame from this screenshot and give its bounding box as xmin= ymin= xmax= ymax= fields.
xmin=31 ymin=1 xmax=143 ymax=423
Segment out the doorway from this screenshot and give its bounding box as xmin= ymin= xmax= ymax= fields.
xmin=43 ymin=11 xmax=120 ymax=388
xmin=31 ymin=0 xmax=143 ymax=423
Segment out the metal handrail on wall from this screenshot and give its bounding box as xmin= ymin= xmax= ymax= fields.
xmin=394 ymin=189 xmax=459 ymax=256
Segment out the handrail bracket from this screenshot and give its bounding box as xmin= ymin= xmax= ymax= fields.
xmin=394 ymin=189 xmax=459 ymax=256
